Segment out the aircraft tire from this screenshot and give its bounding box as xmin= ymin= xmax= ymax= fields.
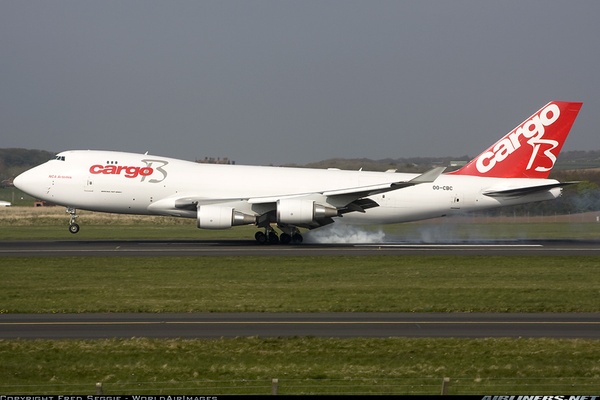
xmin=292 ymin=233 xmax=303 ymax=243
xmin=268 ymin=231 xmax=279 ymax=244
xmin=279 ymin=233 xmax=292 ymax=245
xmin=255 ymin=231 xmax=267 ymax=244
xmin=69 ymin=223 xmax=80 ymax=234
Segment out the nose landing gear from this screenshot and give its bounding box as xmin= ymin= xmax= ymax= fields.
xmin=66 ymin=207 xmax=80 ymax=234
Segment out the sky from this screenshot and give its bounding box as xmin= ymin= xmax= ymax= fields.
xmin=1 ymin=1 xmax=599 ymax=165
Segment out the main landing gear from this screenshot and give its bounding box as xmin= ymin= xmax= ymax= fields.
xmin=254 ymin=226 xmax=303 ymax=245
xmin=66 ymin=207 xmax=80 ymax=234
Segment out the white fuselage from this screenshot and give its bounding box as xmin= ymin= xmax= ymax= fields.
xmin=14 ymin=150 xmax=561 ymax=227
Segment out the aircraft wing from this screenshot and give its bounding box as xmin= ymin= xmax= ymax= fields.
xmin=244 ymin=166 xmax=446 ymax=202
xmin=151 ymin=167 xmax=445 ymax=228
xmin=245 ymin=166 xmax=446 ymax=208
xmin=248 ymin=166 xmax=444 ymax=228
xmin=483 ymin=181 xmax=578 ymax=198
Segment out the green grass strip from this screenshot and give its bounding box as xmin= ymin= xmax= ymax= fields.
xmin=1 ymin=256 xmax=599 ymax=313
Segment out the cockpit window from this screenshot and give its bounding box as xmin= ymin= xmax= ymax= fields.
xmin=52 ymin=155 xmax=66 ymax=161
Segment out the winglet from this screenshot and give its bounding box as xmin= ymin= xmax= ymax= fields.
xmin=451 ymin=101 xmax=582 ymax=179
xmin=408 ymin=166 xmax=446 ymax=184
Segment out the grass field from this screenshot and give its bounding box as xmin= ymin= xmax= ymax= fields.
xmin=1 ymin=207 xmax=599 ymax=394
xmin=1 ymin=256 xmax=599 ymax=313
xmin=1 ymin=338 xmax=599 ymax=395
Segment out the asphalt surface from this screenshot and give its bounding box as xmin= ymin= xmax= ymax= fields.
xmin=2 ymin=312 xmax=600 ymax=339
xmin=1 ymin=238 xmax=600 ymax=256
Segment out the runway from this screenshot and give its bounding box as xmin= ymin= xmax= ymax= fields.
xmin=2 ymin=312 xmax=600 ymax=339
xmin=1 ymin=238 xmax=600 ymax=256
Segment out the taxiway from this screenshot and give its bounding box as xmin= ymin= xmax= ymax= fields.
xmin=1 ymin=312 xmax=599 ymax=339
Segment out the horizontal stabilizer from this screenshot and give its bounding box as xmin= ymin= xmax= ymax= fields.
xmin=483 ymin=182 xmax=578 ymax=198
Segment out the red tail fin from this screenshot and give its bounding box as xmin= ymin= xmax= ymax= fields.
xmin=452 ymin=101 xmax=583 ymax=178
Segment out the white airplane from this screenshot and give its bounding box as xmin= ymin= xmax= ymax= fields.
xmin=14 ymin=100 xmax=582 ymax=244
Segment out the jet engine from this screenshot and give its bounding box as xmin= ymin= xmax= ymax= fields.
xmin=277 ymin=199 xmax=338 ymax=224
xmin=197 ymin=205 xmax=255 ymax=229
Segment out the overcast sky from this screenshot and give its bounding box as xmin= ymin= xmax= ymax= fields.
xmin=1 ymin=1 xmax=599 ymax=165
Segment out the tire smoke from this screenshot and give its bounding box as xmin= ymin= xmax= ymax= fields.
xmin=304 ymin=223 xmax=386 ymax=244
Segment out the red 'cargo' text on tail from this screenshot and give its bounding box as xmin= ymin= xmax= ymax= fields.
xmin=475 ymin=103 xmax=560 ymax=173
xmin=453 ymin=101 xmax=583 ymax=179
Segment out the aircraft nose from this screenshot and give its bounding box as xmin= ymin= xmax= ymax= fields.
xmin=13 ymin=171 xmax=28 ymax=191
xmin=13 ymin=168 xmax=45 ymax=198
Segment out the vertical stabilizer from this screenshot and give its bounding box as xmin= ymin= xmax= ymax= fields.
xmin=452 ymin=101 xmax=582 ymax=178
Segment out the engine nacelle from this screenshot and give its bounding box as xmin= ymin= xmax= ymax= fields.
xmin=197 ymin=205 xmax=255 ymax=229
xmin=277 ymin=199 xmax=338 ymax=224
